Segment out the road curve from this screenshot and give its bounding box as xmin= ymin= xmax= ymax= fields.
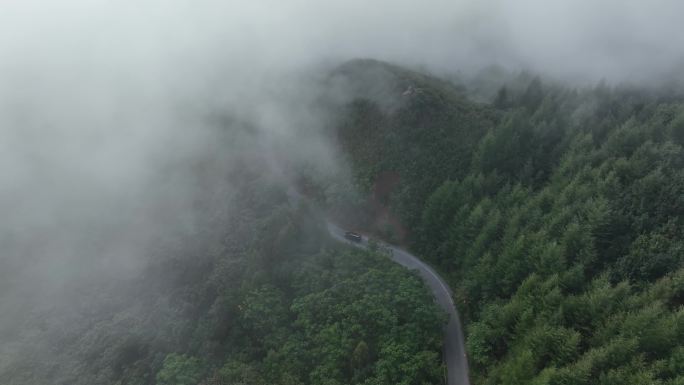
xmin=326 ymin=222 xmax=470 ymax=385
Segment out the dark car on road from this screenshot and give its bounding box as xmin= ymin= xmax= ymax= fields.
xmin=344 ymin=231 xmax=362 ymax=242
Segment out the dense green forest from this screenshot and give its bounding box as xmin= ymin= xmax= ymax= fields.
xmin=0 ymin=153 xmax=445 ymax=384
xmin=330 ymin=60 xmax=684 ymax=384
xmin=5 ymin=59 xmax=683 ymax=385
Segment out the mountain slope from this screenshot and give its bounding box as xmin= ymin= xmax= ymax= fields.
xmin=329 ymin=60 xmax=684 ymax=385
xmin=331 ymin=59 xmax=498 ymax=235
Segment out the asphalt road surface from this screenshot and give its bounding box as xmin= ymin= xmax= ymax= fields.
xmin=326 ymin=222 xmax=470 ymax=385
xmin=285 ymin=187 xmax=469 ymax=384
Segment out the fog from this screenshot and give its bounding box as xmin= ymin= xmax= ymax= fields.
xmin=1 ymin=0 xmax=683 ymax=381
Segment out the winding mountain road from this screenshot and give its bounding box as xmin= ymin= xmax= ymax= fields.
xmin=285 ymin=186 xmax=469 ymax=384
xmin=326 ymin=222 xmax=470 ymax=385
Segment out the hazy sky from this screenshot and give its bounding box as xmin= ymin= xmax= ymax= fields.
xmin=2 ymin=0 xmax=683 ymax=83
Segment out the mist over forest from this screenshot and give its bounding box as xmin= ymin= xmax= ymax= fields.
xmin=1 ymin=1 xmax=683 ymax=385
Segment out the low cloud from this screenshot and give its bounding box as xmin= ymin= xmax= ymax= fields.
xmin=0 ymin=0 xmax=682 ymax=373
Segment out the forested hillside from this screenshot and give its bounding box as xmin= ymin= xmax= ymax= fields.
xmin=332 ymin=60 xmax=684 ymax=385
xmin=0 ymin=146 xmax=446 ymax=385
xmin=5 ymin=58 xmax=683 ymax=385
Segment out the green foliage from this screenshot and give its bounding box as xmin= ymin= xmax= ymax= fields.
xmin=336 ymin=63 xmax=684 ymax=385
xmin=203 ymin=213 xmax=446 ymax=385
xmin=4 ymin=148 xmax=446 ymax=385
xmin=156 ymin=354 xmax=205 ymax=385
xmin=335 ymin=60 xmax=497 ymax=229
xmin=10 ymin=61 xmax=684 ymax=385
